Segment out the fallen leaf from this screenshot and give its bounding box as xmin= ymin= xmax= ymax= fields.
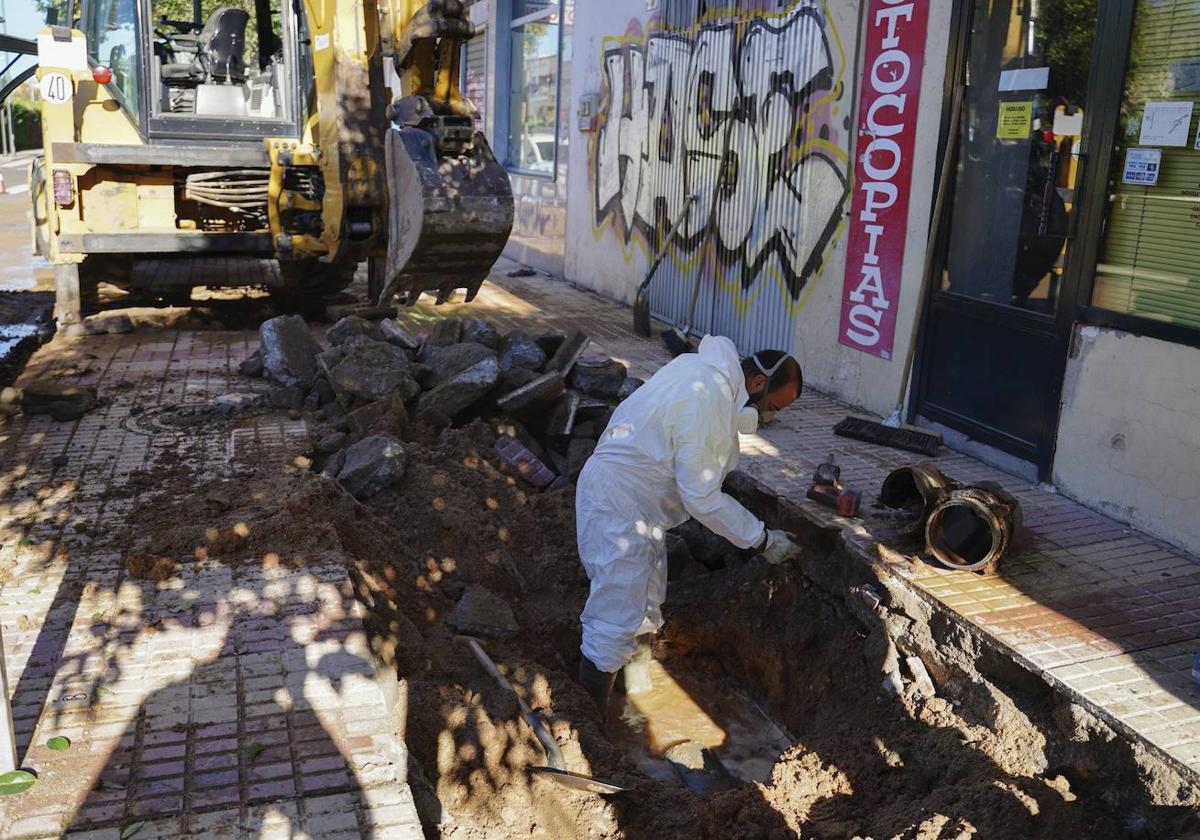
xmin=0 ymin=770 xmax=37 ymax=796
xmin=95 ymin=686 xmax=115 ymax=698
xmin=47 ymin=736 xmax=71 ymax=752
xmin=246 ymin=742 xmax=265 ymax=762
xmin=121 ymin=821 xmax=146 ymax=839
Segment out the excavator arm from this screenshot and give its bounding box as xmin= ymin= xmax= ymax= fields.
xmin=271 ymin=0 xmax=512 ymax=305
xmin=376 ymin=0 xmax=513 ymax=304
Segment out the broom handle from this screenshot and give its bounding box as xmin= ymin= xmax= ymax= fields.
xmin=892 ymin=82 xmax=965 ymax=416
xmin=646 ymin=194 xmax=697 ymax=285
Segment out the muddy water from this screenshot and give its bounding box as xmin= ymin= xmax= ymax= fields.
xmin=609 ymin=658 xmax=792 ymax=786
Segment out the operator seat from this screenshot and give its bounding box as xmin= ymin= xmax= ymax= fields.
xmin=161 ymin=7 xmax=250 ymax=86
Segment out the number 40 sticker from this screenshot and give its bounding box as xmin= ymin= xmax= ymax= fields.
xmin=39 ymin=72 xmax=72 ymax=104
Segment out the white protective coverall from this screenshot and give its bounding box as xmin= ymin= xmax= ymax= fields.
xmin=576 ymin=335 xmax=766 ymax=673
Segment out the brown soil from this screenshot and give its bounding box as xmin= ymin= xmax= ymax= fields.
xmin=116 ymin=419 xmax=1196 ymax=840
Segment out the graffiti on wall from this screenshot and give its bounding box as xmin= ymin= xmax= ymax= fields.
xmin=592 ymin=1 xmax=850 ymax=303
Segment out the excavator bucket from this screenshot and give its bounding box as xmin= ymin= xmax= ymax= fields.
xmin=380 ymin=125 xmax=514 ymax=305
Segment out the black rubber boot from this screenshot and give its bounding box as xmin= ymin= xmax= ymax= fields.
xmin=579 ymin=655 xmax=617 ymax=719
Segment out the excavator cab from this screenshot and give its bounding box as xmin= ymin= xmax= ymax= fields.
xmin=32 ymin=0 xmax=512 ymax=325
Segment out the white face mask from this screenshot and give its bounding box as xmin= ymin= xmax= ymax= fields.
xmin=736 ymin=407 xmax=759 ymax=435
xmin=759 ymin=409 xmax=778 ymax=426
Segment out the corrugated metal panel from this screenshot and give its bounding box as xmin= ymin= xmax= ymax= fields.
xmin=638 ymin=0 xmax=852 ymax=354
xmin=462 ymin=29 xmax=488 ymax=130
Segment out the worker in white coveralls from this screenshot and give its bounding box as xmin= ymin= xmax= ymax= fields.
xmin=575 ymin=335 xmax=804 ymax=714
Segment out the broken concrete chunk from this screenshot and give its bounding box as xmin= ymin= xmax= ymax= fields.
xmin=260 ymin=314 xmax=323 ymax=390
xmin=321 ymin=448 xmax=347 ymax=479
xmin=449 ymin=585 xmax=519 ymax=640
xmin=82 ymin=313 xmax=135 ymax=335
xmin=461 ymin=318 xmax=502 ymax=350
xmin=267 ymin=385 xmax=305 ymax=410
xmin=346 ymin=393 xmax=409 ymax=437
xmin=238 ymin=349 xmax=265 ymax=378
xmin=327 ymin=315 xmax=382 ymax=346
xmin=412 ymin=363 xmax=437 ymax=391
xmin=316 ymin=345 xmax=347 ymax=377
xmin=330 ymin=341 xmax=420 ymax=404
xmin=495 ymin=372 xmax=565 ymax=415
xmin=495 ymin=435 xmax=556 ymax=489
xmin=547 ymin=329 xmax=590 ymax=375
xmin=315 ymin=431 xmax=348 ymax=454
xmin=499 ymin=365 xmax=540 ymax=393
xmin=311 ymin=376 xmax=336 ymax=406
xmin=21 ymin=383 xmax=97 ymax=421
xmin=569 ymin=355 xmax=628 ymax=400
xmin=546 ymin=392 xmax=580 ymax=438
xmin=534 ymin=331 xmax=567 ymax=359
xmin=428 ymin=318 xmax=463 ymax=346
xmin=575 ymin=398 xmax=614 ymax=432
xmin=416 ymin=356 xmax=500 ymax=427
xmin=380 ymin=318 xmax=422 ymax=352
xmin=499 ymin=332 xmax=547 ymax=373
xmin=567 ymin=438 xmax=596 ymax=481
xmin=423 ymin=342 xmax=498 ymax=388
xmin=212 ymin=392 xmax=264 ymax=415
xmin=336 ymin=434 xmax=408 ymax=499
xmin=617 ymin=377 xmax=644 ymax=401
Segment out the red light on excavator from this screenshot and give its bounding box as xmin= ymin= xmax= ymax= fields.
xmin=52 ymin=170 xmax=74 ymax=207
xmin=92 ymin=66 xmax=113 ymax=85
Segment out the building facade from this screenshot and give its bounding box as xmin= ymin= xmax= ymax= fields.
xmin=462 ymin=0 xmax=1200 ymax=556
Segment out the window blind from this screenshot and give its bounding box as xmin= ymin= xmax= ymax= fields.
xmin=1093 ymin=0 xmax=1200 ymax=330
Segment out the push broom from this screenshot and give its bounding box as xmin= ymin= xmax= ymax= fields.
xmin=833 ymin=84 xmax=964 ymax=458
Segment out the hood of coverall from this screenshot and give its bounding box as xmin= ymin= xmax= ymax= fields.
xmin=696 ymin=334 xmax=749 ymax=408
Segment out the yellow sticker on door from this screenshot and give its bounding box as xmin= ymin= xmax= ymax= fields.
xmin=997 ymin=101 xmax=1033 ymax=140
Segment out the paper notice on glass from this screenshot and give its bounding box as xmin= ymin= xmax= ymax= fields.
xmin=996 ymin=102 xmax=1032 ymax=139
xmin=1138 ymin=100 xmax=1193 ymax=147
xmin=998 ymin=67 xmax=1049 ymax=91
xmin=1121 ymin=148 xmax=1162 ymax=186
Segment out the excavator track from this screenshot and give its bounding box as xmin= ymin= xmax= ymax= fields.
xmin=381 ymin=124 xmax=514 ymax=305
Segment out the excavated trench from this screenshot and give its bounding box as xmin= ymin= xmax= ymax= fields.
xmin=120 ymin=418 xmax=1200 ymax=839
xmin=328 ymin=425 xmax=1200 ymax=840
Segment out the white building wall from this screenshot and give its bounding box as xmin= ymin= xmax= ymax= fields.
xmin=1054 ymin=327 xmax=1200 ymax=555
xmin=558 ymin=0 xmax=952 ymax=416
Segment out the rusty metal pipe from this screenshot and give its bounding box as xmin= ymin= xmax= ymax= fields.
xmin=878 ymin=464 xmax=955 ymax=536
xmin=925 ymin=486 xmax=1022 ymax=573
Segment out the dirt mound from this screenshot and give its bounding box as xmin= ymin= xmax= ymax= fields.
xmin=114 ymin=419 xmax=1195 ymax=839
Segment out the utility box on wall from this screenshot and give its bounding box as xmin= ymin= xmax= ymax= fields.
xmin=577 ymin=93 xmax=597 ymax=132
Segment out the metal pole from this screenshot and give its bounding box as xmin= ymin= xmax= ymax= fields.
xmin=0 ymin=0 xmax=11 ymax=157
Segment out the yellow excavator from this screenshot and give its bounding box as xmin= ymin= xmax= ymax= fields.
xmin=22 ymin=0 xmax=512 ymax=328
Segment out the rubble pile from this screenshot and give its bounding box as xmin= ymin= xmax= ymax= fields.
xmin=239 ymin=313 xmax=643 ymax=499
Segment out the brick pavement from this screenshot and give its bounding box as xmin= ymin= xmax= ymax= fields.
xmin=393 ymin=257 xmax=1200 ymax=787
xmin=0 ymin=327 xmax=421 ymax=838
xmin=2 ymin=252 xmax=1196 ymax=836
